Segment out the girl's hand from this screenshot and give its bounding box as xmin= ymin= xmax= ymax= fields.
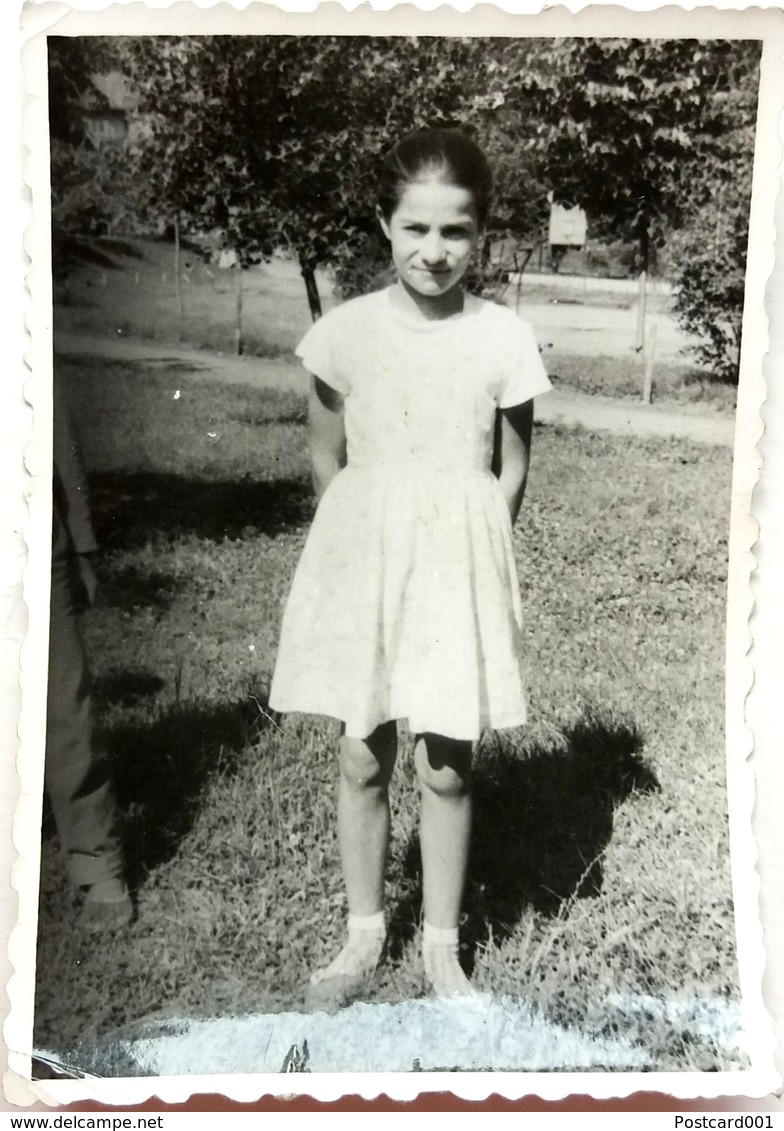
xmin=309 ymin=376 xmax=347 ymax=501
xmin=493 ymin=401 xmax=534 ymax=525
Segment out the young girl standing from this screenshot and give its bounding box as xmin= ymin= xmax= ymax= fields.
xmin=269 ymin=128 xmax=551 ymax=1005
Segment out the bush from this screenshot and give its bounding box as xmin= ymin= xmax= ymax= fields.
xmin=668 ymin=158 xmax=753 ymax=384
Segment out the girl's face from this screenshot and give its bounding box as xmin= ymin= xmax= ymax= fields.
xmin=378 ymin=177 xmax=479 ymax=301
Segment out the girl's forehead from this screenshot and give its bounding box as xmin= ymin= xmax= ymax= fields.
xmin=394 ymin=177 xmax=477 ymax=220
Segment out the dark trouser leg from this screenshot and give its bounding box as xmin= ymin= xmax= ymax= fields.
xmin=45 ymin=555 xmax=124 ymax=888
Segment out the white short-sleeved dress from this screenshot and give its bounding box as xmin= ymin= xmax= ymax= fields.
xmin=269 ymin=287 xmax=551 ymax=741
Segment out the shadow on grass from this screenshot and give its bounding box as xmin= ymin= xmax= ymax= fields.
xmin=90 ymin=470 xmax=313 ymax=549
xmin=388 ymin=709 xmax=659 ymax=966
xmin=92 ymin=669 xmax=166 ymax=710
xmin=98 ymin=563 xmax=181 ymax=613
xmin=681 ymin=366 xmax=738 ymax=389
xmin=229 ymin=406 xmax=307 ymax=428
xmin=106 ymin=696 xmax=268 ymax=887
xmin=54 ymin=235 xmax=146 ymax=278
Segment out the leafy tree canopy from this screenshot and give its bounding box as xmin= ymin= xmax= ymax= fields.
xmin=52 ymin=34 xmax=762 ymax=371
xmin=488 ymin=37 xmax=761 ymax=267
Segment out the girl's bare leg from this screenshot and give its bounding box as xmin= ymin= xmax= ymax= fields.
xmin=337 ymin=720 xmax=398 ymax=916
xmin=307 ymin=721 xmax=397 ymax=1003
xmin=415 ymin=733 xmax=475 ymax=997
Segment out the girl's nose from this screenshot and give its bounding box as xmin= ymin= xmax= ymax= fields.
xmin=421 ymin=235 xmax=445 ymax=264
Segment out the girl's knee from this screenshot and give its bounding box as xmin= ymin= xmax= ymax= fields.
xmin=339 ymin=725 xmax=397 ymax=790
xmin=415 ymin=734 xmax=472 ymax=799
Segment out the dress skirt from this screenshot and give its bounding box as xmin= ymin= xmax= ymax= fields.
xmin=269 ymin=461 xmax=528 ymax=742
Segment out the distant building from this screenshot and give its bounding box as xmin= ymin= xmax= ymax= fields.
xmin=81 ymin=107 xmax=127 ymax=149
xmin=80 ymin=71 xmax=144 ymax=150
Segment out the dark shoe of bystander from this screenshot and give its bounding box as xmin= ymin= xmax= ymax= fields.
xmin=79 ymin=878 xmax=133 ymax=932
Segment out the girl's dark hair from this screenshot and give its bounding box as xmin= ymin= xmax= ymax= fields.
xmin=378 ymin=127 xmax=493 ymax=227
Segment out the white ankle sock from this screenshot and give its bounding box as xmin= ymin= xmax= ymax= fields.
xmin=423 ymin=922 xmax=459 ymax=947
xmin=422 ymin=921 xmax=475 ymax=998
xmin=348 ymin=910 xmax=386 ymax=936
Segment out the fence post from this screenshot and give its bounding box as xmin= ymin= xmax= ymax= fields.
xmin=235 ymin=262 xmax=244 ymax=357
xmin=635 ymin=269 xmax=647 ymax=353
xmin=174 ymin=213 xmax=185 ymax=341
xmin=642 ymin=285 xmax=659 ymax=404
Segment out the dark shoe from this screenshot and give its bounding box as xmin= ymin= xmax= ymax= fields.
xmin=79 ymin=878 xmax=133 ymax=932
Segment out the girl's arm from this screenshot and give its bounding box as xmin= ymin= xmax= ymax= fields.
xmin=309 ymin=375 xmax=347 ymax=501
xmin=492 ymin=401 xmax=534 ymax=524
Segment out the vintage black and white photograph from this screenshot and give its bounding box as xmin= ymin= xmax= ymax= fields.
xmin=12 ymin=2 xmax=783 ymax=1098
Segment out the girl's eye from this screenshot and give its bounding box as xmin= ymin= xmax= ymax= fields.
xmin=444 ymin=228 xmax=470 ymax=239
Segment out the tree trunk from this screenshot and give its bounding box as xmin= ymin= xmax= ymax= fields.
xmin=300 ymin=259 xmax=322 ymax=322
xmin=174 ymin=213 xmax=184 ymax=340
xmin=514 ymin=247 xmax=534 ymax=315
xmin=481 ymin=235 xmax=492 ymax=288
xmin=639 ymin=221 xmax=650 ymax=276
xmin=235 ymin=262 xmax=244 ymax=356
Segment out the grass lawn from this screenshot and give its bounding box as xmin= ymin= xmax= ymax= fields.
xmin=54 ymin=237 xmax=335 ymax=359
xmin=546 ymin=351 xmax=738 ymax=414
xmin=34 ymin=356 xmax=740 ymax=1073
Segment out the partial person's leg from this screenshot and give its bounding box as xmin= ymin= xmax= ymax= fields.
xmin=45 ymin=552 xmax=130 ymax=927
xmin=307 ymin=720 xmax=397 ymax=1002
xmin=415 ymin=733 xmax=475 ymax=997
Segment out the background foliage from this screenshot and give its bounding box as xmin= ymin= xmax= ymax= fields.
xmin=48 ymin=34 xmax=761 ymax=376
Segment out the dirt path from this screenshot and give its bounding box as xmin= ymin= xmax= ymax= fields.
xmin=55 ymin=331 xmax=736 ymax=448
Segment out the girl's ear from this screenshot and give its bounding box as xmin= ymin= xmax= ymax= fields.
xmin=376 ymin=206 xmax=392 ymax=241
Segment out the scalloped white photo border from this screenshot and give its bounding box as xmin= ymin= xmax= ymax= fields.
xmin=4 ymin=0 xmax=784 ymax=1108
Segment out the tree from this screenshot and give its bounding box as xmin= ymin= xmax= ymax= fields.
xmin=117 ymin=36 xmax=549 ymax=320
xmin=76 ymin=34 xmax=760 ymax=374
xmin=485 ymin=38 xmax=761 ymax=272
xmin=481 ymin=38 xmax=761 ymax=378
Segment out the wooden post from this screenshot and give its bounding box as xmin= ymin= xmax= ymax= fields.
xmin=174 ymin=214 xmax=184 ymax=340
xmin=642 ymin=300 xmax=658 ymax=404
xmin=635 ymin=269 xmax=647 ymax=353
xmin=235 ymin=261 xmax=244 ymax=357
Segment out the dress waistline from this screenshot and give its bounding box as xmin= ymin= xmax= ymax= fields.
xmin=343 ymin=457 xmax=491 ymax=478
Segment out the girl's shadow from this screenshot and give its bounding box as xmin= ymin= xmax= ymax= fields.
xmin=388 ymin=709 xmax=660 ymax=967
